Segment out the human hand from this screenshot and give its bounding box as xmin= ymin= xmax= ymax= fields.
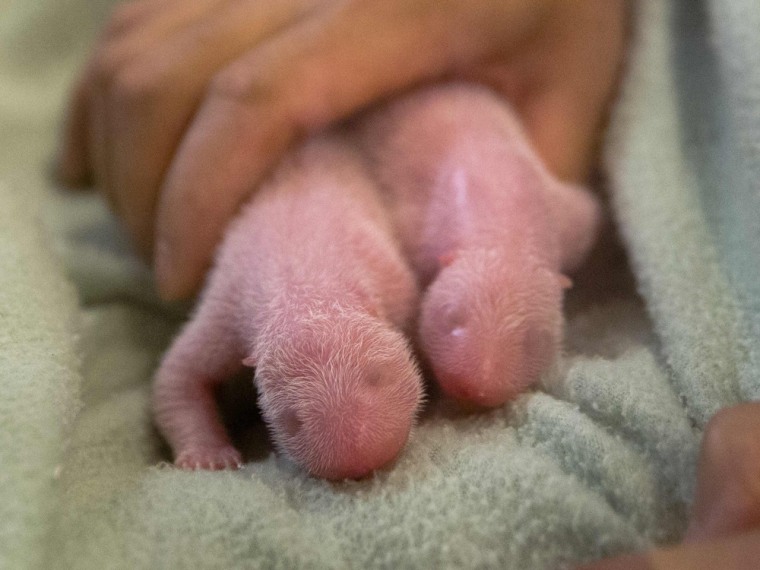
xmin=56 ymin=0 xmax=626 ymax=300
xmin=578 ymin=402 xmax=760 ymax=570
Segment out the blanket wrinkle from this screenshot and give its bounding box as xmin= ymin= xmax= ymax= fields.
xmin=1 ymin=0 xmax=758 ymax=568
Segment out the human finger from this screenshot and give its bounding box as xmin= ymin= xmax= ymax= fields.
xmin=474 ymin=0 xmax=627 ymax=182
xmin=105 ymin=0 xmax=326 ymax=257
xmin=56 ymin=0 xmax=158 ymax=187
xmin=154 ymin=0 xmax=554 ymax=299
xmin=686 ymin=402 xmax=760 ymax=541
xmin=576 ymin=528 xmax=760 ymax=570
xmin=56 ymin=0 xmax=221 ymax=190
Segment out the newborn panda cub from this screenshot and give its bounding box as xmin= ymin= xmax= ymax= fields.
xmin=153 ymin=83 xmax=601 ymax=480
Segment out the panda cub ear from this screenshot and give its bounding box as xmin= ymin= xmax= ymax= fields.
xmin=557 ymin=274 xmax=573 ymax=290
xmin=242 ymin=355 xmax=256 ymax=368
xmin=536 ymin=266 xmax=573 ymax=290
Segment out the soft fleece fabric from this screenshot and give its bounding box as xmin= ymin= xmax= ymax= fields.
xmin=1 ymin=1 xmax=758 ymax=568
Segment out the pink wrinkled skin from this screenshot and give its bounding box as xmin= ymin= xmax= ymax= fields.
xmin=153 ymin=83 xmax=601 ymax=479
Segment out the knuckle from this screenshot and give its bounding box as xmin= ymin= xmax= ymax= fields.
xmin=208 ymin=55 xmax=324 ymax=137
xmin=91 ymin=44 xmax=130 ymax=85
xmin=210 ymin=61 xmax=277 ymax=106
xmin=111 ymin=64 xmax=163 ymax=109
xmin=103 ymin=1 xmax=148 ymax=37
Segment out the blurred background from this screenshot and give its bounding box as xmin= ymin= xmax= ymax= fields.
xmin=0 ymin=0 xmax=114 ymax=175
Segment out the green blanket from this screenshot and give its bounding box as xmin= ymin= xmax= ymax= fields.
xmin=2 ymin=1 xmax=758 ymax=568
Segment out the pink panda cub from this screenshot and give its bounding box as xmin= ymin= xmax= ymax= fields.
xmin=152 ymin=83 xmax=601 ymax=479
xmin=153 ymin=138 xmax=423 ymax=480
xmin=356 ymin=83 xmax=601 ymax=407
